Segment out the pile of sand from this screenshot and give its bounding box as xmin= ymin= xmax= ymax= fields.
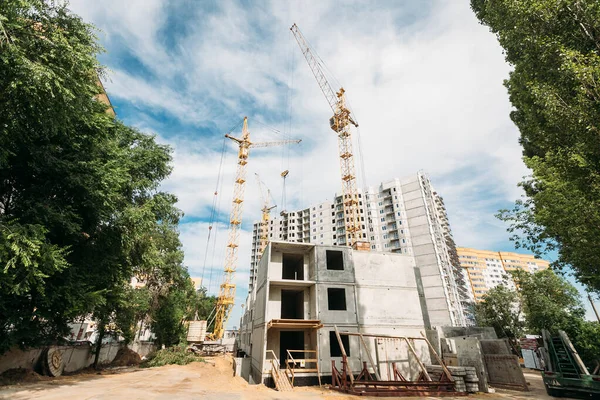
xmin=111 ymin=347 xmax=142 ymax=367
xmin=0 ymin=368 xmax=48 ymax=386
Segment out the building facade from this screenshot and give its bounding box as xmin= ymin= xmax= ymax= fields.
xmin=239 ymin=241 xmax=432 ymax=386
xmin=249 ymin=172 xmax=468 ymax=327
xmin=456 ymin=247 xmax=550 ymax=302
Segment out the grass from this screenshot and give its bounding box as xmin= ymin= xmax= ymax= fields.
xmin=141 ymin=344 xmax=204 ymax=368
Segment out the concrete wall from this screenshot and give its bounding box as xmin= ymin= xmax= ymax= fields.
xmin=401 ymin=176 xmax=454 ymax=328
xmin=0 ymin=342 xmax=122 ymax=374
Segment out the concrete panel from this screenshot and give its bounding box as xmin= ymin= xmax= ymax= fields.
xmin=0 ymin=343 xmax=121 ymax=375
xmin=353 ymin=252 xmax=416 ymax=287
xmin=423 ymin=286 xmax=447 ymax=301
xmin=412 ymin=243 xmax=436 ymax=257
xmin=446 ymin=337 xmax=489 ymax=392
xmin=314 ymin=246 xmax=355 ymax=283
xmin=401 ymin=189 xmax=423 ymax=202
xmin=316 ymin=284 xmax=358 ymax=325
xmin=318 ymin=326 xmax=362 ymax=375
xmin=407 ymin=215 xmax=429 ymax=228
xmin=404 ymin=197 xmax=425 ymax=211
xmin=406 ymin=207 xmax=427 ymax=219
xmin=410 ymin=234 xmax=434 ymax=247
xmin=480 ymin=339 xmax=511 ymax=355
xmin=423 ymin=297 xmax=452 ymax=312
xmin=406 ymin=224 xmax=431 ymax=237
xmin=357 ymin=287 xmax=424 ymax=326
xmin=428 ymin=310 xmax=453 ymax=327
xmin=401 ymin=180 xmax=421 ymax=192
xmin=484 ymin=354 xmax=528 ymax=390
xmin=437 ymin=327 xmax=498 ymax=340
xmin=418 ymin=263 xmax=443 ymax=277
xmin=421 ymin=275 xmax=443 ymax=289
xmin=267 ymin=287 xmax=282 ymax=320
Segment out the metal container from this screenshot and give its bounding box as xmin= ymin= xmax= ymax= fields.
xmin=187 ymin=320 xmax=207 ymax=342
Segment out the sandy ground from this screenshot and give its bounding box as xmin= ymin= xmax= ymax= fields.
xmin=0 ymin=356 xmax=564 ymax=400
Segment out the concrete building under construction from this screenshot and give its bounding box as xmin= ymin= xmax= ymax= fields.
xmin=249 ymin=172 xmax=469 ymax=326
xmin=238 ymin=241 xmax=434 ymax=386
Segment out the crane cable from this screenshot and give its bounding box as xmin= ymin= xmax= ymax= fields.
xmin=201 ymin=136 xmax=227 ymax=285
xmin=201 ymin=119 xmax=245 ymax=295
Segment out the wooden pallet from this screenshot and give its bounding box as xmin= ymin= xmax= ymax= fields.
xmin=272 ymin=366 xmax=293 ymax=391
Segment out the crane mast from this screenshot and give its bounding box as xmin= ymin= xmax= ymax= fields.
xmin=212 ymin=117 xmax=301 ymax=340
xmin=255 ymin=173 xmax=276 ymax=256
xmin=290 ymin=23 xmax=367 ymax=250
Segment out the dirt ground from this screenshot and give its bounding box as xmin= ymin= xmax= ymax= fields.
xmin=0 ymin=356 xmax=564 ymax=400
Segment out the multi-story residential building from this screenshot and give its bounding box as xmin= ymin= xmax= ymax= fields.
xmin=248 ymin=172 xmax=468 ymax=327
xmin=457 ymin=247 xmax=550 ymax=302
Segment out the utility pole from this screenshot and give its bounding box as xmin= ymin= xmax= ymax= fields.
xmin=588 ymin=293 xmax=600 ymax=323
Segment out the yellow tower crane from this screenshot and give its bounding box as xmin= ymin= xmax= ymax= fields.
xmin=255 ymin=173 xmax=276 ymax=256
xmin=212 ymin=117 xmax=301 ymax=340
xmin=290 ymin=23 xmax=369 ymax=250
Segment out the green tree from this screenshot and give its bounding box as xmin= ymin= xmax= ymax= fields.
xmin=475 ymin=285 xmax=525 ymax=353
xmin=513 ymin=269 xmax=600 ymax=368
xmin=0 ymin=0 xmax=187 ymax=355
xmin=512 ymin=269 xmax=585 ymax=333
xmin=471 ymin=0 xmax=600 ymax=291
xmin=151 ymin=278 xmax=195 ymax=348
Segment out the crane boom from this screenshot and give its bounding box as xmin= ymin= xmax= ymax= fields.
xmin=290 ymin=24 xmax=338 ymax=113
xmin=290 ymin=23 xmax=368 ymax=250
xmin=212 ymin=117 xmax=301 ymax=340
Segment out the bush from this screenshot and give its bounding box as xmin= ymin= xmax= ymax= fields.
xmin=141 ymin=344 xmax=203 ymax=368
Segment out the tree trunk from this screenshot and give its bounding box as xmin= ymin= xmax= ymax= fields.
xmin=93 ymin=321 xmax=106 ymax=370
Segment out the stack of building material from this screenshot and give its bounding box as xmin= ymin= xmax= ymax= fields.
xmin=426 ymin=365 xmax=479 ymax=393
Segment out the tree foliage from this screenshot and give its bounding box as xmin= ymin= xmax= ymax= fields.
xmin=476 ymin=269 xmax=600 ymax=368
xmin=513 ymin=269 xmax=585 ymax=333
xmin=472 ymin=0 xmax=600 ymax=291
xmin=0 ymin=0 xmax=190 ymax=354
xmin=475 ymin=285 xmax=525 ymax=352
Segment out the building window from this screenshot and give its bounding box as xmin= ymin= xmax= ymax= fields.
xmin=329 ymin=331 xmax=350 ymax=357
xmin=327 ymin=288 xmax=347 ymax=310
xmin=326 ymin=250 xmax=344 ymax=270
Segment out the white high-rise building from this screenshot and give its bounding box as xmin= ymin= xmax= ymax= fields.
xmin=248 ymin=172 xmax=468 ymax=327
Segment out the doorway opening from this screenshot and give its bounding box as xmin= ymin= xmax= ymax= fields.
xmin=280 ymin=331 xmax=305 ymax=369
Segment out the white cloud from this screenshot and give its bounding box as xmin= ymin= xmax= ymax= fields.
xmin=69 ymin=0 xmax=533 ymax=328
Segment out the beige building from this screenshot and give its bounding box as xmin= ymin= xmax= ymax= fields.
xmin=457 ymin=247 xmax=550 ymax=302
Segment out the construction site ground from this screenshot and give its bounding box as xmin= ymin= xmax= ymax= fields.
xmin=0 ymin=356 xmax=561 ymax=400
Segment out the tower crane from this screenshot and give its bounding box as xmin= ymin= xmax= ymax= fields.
xmin=290 ymin=23 xmax=369 ymax=251
xmin=255 ymin=173 xmax=276 ymax=256
xmin=212 ymin=117 xmax=301 ymax=340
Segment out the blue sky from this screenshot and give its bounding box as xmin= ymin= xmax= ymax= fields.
xmin=69 ymin=0 xmax=597 ymax=326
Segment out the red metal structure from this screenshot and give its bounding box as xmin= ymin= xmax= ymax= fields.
xmin=329 ymin=328 xmax=465 ymax=397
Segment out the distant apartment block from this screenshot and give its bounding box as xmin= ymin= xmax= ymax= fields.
xmin=249 ymin=172 xmax=469 ymax=327
xmin=457 ymin=247 xmax=550 ymax=302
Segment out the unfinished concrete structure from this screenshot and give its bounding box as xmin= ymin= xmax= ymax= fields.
xmin=248 ymin=172 xmax=469 ymax=325
xmin=239 ymin=241 xmax=436 ymax=386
